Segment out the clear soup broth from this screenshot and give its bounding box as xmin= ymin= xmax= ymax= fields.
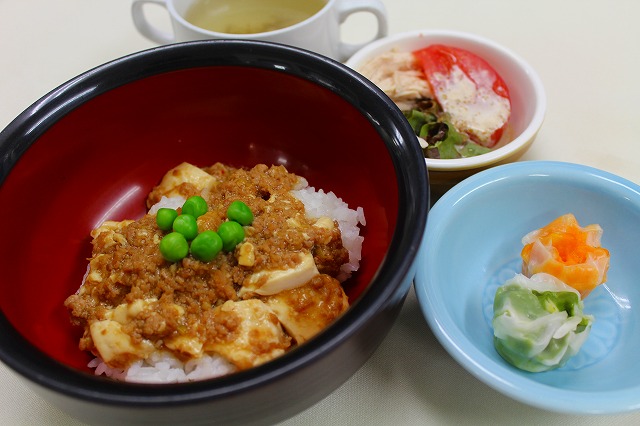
xmin=185 ymin=0 xmax=327 ymax=34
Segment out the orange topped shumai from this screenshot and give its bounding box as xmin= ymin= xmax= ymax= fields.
xmin=521 ymin=214 xmax=610 ymax=298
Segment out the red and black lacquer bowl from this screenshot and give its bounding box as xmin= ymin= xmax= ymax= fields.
xmin=0 ymin=40 xmax=428 ymax=425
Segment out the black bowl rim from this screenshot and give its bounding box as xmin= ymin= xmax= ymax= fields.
xmin=0 ymin=39 xmax=429 ymax=406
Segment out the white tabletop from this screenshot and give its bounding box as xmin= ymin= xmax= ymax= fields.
xmin=2 ymin=1 xmax=640 ymax=425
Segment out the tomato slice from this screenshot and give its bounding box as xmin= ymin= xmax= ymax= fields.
xmin=413 ymin=44 xmax=511 ymax=147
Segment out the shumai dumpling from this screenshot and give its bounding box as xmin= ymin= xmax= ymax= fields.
xmin=521 ymin=214 xmax=610 ymax=298
xmin=493 ymin=273 xmax=593 ymax=372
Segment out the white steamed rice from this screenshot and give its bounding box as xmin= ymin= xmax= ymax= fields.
xmin=90 ymin=352 xmax=236 ymax=384
xmin=148 ymin=195 xmax=186 ymax=214
xmin=290 ymin=185 xmax=365 ymax=282
xmin=91 ymin=183 xmax=364 ymax=383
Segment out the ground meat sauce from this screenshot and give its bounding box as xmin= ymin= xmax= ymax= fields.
xmin=64 ymin=164 xmax=352 ymax=372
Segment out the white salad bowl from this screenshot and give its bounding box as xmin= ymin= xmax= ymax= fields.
xmin=346 ymin=29 xmax=546 ymax=199
xmin=414 ymin=161 xmax=640 ymax=414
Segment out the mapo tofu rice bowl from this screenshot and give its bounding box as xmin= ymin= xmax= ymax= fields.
xmin=66 ymin=162 xmax=366 ymax=383
xmin=0 ymin=41 xmax=428 ymax=425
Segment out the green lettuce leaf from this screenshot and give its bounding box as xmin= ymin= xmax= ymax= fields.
xmin=433 ymin=122 xmax=464 ymax=159
xmin=458 ymin=141 xmax=492 ymax=157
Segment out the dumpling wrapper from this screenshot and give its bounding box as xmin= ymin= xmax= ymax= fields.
xmin=492 ymin=273 xmax=593 ymax=372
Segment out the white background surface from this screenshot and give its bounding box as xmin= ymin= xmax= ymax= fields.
xmin=1 ymin=1 xmax=640 ymax=425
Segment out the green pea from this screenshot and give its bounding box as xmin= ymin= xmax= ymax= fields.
xmin=190 ymin=230 xmax=223 ymax=262
xmin=182 ymin=196 xmax=208 ymax=219
xmin=173 ymin=214 xmax=198 ymax=240
xmin=227 ymin=200 xmax=253 ymax=226
xmin=217 ymin=220 xmax=245 ymax=252
xmin=156 ymin=208 xmax=178 ymax=231
xmin=159 ymin=232 xmax=189 ymax=262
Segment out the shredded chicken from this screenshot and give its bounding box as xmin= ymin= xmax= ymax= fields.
xmin=358 ymin=51 xmax=432 ymax=111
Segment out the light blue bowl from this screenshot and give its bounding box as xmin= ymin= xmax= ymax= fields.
xmin=414 ymin=161 xmax=640 ymax=414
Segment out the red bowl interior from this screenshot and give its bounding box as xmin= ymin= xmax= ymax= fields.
xmin=0 ymin=65 xmax=397 ymax=371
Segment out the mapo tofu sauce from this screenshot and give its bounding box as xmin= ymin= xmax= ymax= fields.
xmin=65 ymin=163 xmax=354 ymax=374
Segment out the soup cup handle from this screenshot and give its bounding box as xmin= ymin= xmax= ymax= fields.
xmin=132 ymin=0 xmax=176 ymax=45
xmin=336 ymin=0 xmax=388 ymax=61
